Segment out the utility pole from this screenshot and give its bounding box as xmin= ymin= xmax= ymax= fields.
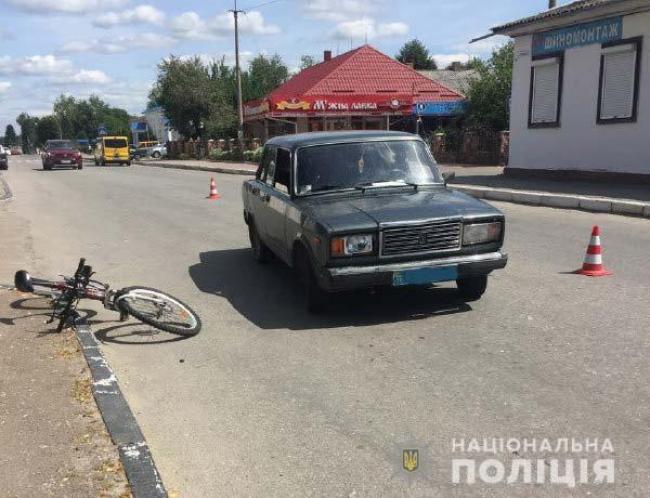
xmin=229 ymin=0 xmax=245 ymax=144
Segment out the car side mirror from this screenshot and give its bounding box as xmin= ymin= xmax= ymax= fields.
xmin=442 ymin=171 xmax=456 ymax=185
xmin=14 ymin=270 xmax=34 ymax=293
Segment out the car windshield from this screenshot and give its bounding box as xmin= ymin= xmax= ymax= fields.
xmin=296 ymin=140 xmax=442 ymax=195
xmin=105 ymin=139 xmax=127 ymax=148
xmin=47 ymin=140 xmax=74 ymax=150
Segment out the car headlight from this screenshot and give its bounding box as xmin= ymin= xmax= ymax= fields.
xmin=330 ymin=234 xmax=374 ymax=256
xmin=462 ymin=222 xmax=502 ymax=245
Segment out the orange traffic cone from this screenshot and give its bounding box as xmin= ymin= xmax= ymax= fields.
xmin=575 ymin=226 xmax=612 ymax=277
xmin=207 ymin=177 xmax=221 ymax=200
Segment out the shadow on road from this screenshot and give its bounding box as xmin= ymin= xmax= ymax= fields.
xmin=2 ymin=296 xmax=97 ymax=335
xmin=92 ymin=321 xmax=189 ymax=345
xmin=188 ymin=249 xmax=471 ymax=330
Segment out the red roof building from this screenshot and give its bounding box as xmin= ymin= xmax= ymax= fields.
xmin=244 ymin=45 xmax=466 ymax=138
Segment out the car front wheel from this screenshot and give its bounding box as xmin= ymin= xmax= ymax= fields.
xmin=151 ymin=151 xmax=161 ymax=159
xmin=456 ymin=275 xmax=488 ymax=302
xmin=295 ymin=247 xmax=329 ymax=313
xmin=249 ymin=223 xmax=272 ymax=263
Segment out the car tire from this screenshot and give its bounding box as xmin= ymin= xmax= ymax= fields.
xmin=43 ymin=164 xmax=51 ymax=171
xmin=126 ymin=161 xmax=131 ymax=166
xmin=295 ymin=247 xmax=329 ymax=313
xmin=456 ymin=275 xmax=488 ymax=302
xmin=100 ymin=158 xmax=106 ymax=166
xmin=77 ymin=163 xmax=83 ymax=169
xmin=94 ymin=159 xmax=99 ymax=166
xmin=249 ymin=223 xmax=272 ymax=263
xmin=152 ymin=151 xmax=161 ymax=159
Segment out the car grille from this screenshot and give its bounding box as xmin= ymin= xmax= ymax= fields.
xmin=381 ymin=220 xmax=462 ymax=256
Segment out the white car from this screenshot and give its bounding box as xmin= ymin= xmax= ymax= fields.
xmin=0 ymin=145 xmax=11 ymax=156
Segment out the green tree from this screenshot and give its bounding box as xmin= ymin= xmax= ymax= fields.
xmin=465 ymin=43 xmax=514 ymax=131
xmin=36 ymin=115 xmax=61 ymax=145
xmin=396 ymin=39 xmax=437 ymax=70
xmin=150 ymin=56 xmax=217 ymax=138
xmin=4 ymin=124 xmax=17 ymax=146
xmin=299 ymin=55 xmax=316 ymax=70
xmin=244 ymin=54 xmax=289 ymax=101
xmin=16 ymin=113 xmax=38 ymax=153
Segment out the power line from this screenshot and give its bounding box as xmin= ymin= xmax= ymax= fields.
xmin=241 ymin=0 xmax=285 ymax=11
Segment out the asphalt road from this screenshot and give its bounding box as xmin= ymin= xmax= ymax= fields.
xmin=1 ymin=155 xmax=649 ymax=497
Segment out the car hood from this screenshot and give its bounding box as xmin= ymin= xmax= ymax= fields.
xmin=299 ymin=187 xmax=502 ymax=233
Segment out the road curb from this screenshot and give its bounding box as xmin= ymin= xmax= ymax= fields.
xmin=0 ymin=173 xmax=12 ymax=201
xmin=75 ymin=324 xmax=167 ymax=498
xmin=452 ymin=184 xmax=650 ymax=219
xmin=137 ymin=161 xmax=255 ymax=176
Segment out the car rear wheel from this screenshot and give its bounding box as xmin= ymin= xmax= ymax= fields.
xmin=456 ymin=275 xmax=488 ymax=302
xmin=151 ymin=151 xmax=161 ymax=159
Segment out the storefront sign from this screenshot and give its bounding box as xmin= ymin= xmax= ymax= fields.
xmin=276 ymin=99 xmax=310 ymax=111
xmin=532 ymin=16 xmax=622 ymax=56
xmin=414 ymin=101 xmax=467 ymax=117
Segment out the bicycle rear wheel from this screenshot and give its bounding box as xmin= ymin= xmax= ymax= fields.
xmin=116 ymin=287 xmax=201 ymax=336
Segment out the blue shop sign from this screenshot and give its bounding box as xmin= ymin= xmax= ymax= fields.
xmin=414 ymin=101 xmax=467 ymax=117
xmin=532 ymin=16 xmax=622 ymax=56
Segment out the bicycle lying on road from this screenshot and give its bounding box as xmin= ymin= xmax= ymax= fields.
xmin=14 ymin=258 xmax=201 ymax=336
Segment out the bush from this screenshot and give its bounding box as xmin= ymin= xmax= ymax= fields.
xmin=243 ymin=147 xmax=264 ymax=163
xmin=209 ymin=147 xmax=247 ymax=162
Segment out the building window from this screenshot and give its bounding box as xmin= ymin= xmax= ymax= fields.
xmin=598 ymin=37 xmax=642 ymax=124
xmin=528 ymin=54 xmax=563 ymax=128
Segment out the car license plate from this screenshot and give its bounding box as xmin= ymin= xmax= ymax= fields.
xmin=392 ymin=265 xmax=458 ymax=286
xmin=60 ymin=159 xmax=71 ymax=164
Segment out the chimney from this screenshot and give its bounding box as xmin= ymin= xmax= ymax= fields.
xmin=548 ymin=0 xmax=557 ymax=8
xmin=324 ymin=50 xmax=332 ymax=62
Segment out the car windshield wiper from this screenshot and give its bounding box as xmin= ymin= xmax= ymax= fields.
xmin=354 ymin=181 xmax=419 ymax=191
xmin=310 ymin=185 xmax=357 ymax=193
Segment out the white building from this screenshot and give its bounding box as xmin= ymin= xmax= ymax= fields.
xmin=487 ymin=0 xmax=650 ymax=181
xmin=144 ymin=106 xmax=179 ymax=143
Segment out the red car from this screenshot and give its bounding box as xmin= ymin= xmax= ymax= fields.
xmin=41 ymin=140 xmax=83 ymax=170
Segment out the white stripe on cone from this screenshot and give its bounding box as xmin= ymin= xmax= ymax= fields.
xmin=584 ymin=254 xmax=602 ymax=265
xmin=590 ymin=235 xmax=601 ymax=246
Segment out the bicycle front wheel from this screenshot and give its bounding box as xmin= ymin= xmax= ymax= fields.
xmin=116 ymin=287 xmax=201 ymax=336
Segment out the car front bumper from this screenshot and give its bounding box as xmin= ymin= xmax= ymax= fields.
xmin=316 ymin=251 xmax=508 ymax=292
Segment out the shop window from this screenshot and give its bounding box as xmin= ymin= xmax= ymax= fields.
xmin=598 ymin=37 xmax=642 ymax=124
xmin=528 ymin=54 xmax=563 ymax=128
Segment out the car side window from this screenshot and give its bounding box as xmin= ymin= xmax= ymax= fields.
xmin=274 ymin=148 xmax=291 ymax=195
xmin=258 ymin=146 xmax=276 ymax=183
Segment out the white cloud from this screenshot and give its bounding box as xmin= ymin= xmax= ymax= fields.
xmin=431 ymin=53 xmax=471 ymax=69
xmin=333 ymin=18 xmax=408 ymax=40
xmin=93 ymin=5 xmax=166 ymax=28
xmin=60 ymin=33 xmax=175 ymax=54
xmin=302 ymin=0 xmax=382 ymax=22
xmin=376 ymin=22 xmax=408 ymax=37
xmin=0 ymin=81 xmax=11 ymax=93
xmin=0 ymin=55 xmax=74 ymax=76
xmin=454 ymin=35 xmax=511 ymax=59
xmin=169 ymin=12 xmax=208 ymax=40
xmin=52 ymin=69 xmax=112 ymax=84
xmin=5 ymin=0 xmax=127 ymax=14
xmin=170 ymin=10 xmax=280 ymax=40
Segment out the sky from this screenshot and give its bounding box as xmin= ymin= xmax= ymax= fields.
xmin=0 ymin=0 xmax=548 ymax=133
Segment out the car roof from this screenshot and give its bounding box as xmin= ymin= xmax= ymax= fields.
xmin=265 ymin=131 xmax=421 ymax=150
